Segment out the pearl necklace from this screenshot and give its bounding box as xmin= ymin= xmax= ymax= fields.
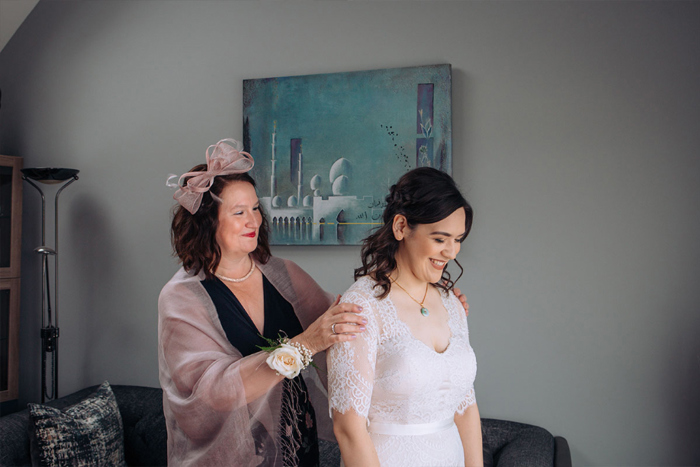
xmin=391 ymin=279 xmax=430 ymax=317
xmin=215 ymin=258 xmax=256 ymax=283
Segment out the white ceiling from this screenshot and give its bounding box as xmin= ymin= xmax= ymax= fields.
xmin=0 ymin=0 xmax=40 ymax=52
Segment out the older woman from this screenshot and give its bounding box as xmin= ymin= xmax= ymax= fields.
xmin=328 ymin=167 xmax=482 ymax=466
xmin=158 ymin=139 xmax=366 ymax=466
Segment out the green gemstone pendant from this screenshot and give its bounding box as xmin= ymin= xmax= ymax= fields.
xmin=420 ymin=307 xmax=429 ymax=317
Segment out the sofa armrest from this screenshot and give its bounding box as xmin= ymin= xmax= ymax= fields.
xmin=554 ymin=436 xmax=572 ymax=467
xmin=0 ymin=409 xmax=32 ymax=466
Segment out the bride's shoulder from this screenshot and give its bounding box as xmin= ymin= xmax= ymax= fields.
xmin=343 ymin=275 xmax=379 ymax=298
xmin=442 ymin=288 xmax=467 ymax=319
xmin=341 ymin=276 xmax=387 ymax=310
xmin=348 ymin=276 xmax=381 ymax=299
xmin=341 ymin=277 xmax=386 ymax=332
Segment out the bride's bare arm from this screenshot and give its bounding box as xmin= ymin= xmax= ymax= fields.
xmin=332 ymin=410 xmax=380 ymax=467
xmin=455 ymin=402 xmax=483 ymax=467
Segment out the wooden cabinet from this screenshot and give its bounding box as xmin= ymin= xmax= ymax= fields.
xmin=0 ymin=278 xmax=20 ymax=402
xmin=0 ymin=155 xmax=22 ymax=403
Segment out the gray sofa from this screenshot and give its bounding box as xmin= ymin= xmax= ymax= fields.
xmin=0 ymin=385 xmax=571 ymax=466
xmin=0 ymin=385 xmax=166 ymax=467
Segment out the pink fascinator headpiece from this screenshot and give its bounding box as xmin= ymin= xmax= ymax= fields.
xmin=168 ymin=138 xmax=254 ymax=214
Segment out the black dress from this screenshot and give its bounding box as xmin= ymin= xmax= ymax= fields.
xmin=201 ymin=275 xmax=319 ymax=467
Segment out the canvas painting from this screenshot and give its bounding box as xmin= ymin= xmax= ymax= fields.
xmin=243 ymin=64 xmax=452 ymax=245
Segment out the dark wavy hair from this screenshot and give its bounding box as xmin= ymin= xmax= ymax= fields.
xmin=354 ymin=167 xmax=473 ymax=299
xmin=171 ymin=166 xmax=271 ymax=279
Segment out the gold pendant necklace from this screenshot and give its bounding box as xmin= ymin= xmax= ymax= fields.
xmin=391 ymin=279 xmax=430 ymax=317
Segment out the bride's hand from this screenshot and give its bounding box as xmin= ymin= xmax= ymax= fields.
xmin=293 ymin=295 xmax=366 ymax=355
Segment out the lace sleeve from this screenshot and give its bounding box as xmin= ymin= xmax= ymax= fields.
xmin=456 ymin=386 xmax=476 ymax=414
xmin=449 ymin=291 xmax=477 ymax=415
xmin=327 ymin=287 xmax=379 ymax=419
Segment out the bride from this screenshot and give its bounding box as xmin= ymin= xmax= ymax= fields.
xmin=327 ymin=167 xmax=482 ymax=466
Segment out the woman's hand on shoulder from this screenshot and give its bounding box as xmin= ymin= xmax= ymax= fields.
xmin=293 ymin=295 xmax=367 ymax=355
xmin=453 ymin=287 xmax=469 ymax=316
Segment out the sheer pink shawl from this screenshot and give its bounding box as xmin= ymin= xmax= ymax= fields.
xmin=158 ymin=256 xmax=335 ymax=466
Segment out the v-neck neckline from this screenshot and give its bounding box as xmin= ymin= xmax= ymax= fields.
xmin=385 ymin=288 xmax=455 ymax=355
xmin=216 ymin=273 xmax=267 ymax=336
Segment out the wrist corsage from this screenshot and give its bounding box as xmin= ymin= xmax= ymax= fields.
xmin=258 ymin=335 xmax=314 ymax=379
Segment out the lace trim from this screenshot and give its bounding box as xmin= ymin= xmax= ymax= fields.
xmin=328 ymin=344 xmax=374 ymax=417
xmin=456 ymin=387 xmax=476 ymax=415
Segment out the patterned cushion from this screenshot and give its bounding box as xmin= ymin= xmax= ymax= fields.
xmin=27 ymin=381 xmax=126 ymax=467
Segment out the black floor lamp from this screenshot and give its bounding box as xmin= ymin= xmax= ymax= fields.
xmin=21 ymin=168 xmax=79 ymax=403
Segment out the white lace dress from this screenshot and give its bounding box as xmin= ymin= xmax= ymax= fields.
xmin=328 ymin=276 xmax=477 ymax=467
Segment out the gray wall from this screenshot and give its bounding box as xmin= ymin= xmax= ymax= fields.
xmin=1 ymin=1 xmax=699 ymax=465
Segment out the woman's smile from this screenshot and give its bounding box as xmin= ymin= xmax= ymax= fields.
xmin=394 ymin=208 xmax=467 ymax=285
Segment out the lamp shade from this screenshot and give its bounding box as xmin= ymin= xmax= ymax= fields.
xmin=21 ymin=168 xmax=79 ymax=184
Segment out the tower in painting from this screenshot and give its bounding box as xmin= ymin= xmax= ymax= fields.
xmin=296 ymin=144 xmax=303 ymax=204
xmin=270 ymin=121 xmax=278 ymax=199
xmin=289 ymin=138 xmax=303 ymax=207
xmin=417 ymin=83 xmax=434 ymax=167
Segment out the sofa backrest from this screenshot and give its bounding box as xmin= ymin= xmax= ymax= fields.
xmin=0 ymin=385 xmax=166 ymax=467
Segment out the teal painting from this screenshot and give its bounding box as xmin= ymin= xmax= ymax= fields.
xmin=243 ymin=64 xmax=452 ymax=245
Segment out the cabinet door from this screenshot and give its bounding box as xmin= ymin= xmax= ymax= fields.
xmin=0 ymin=278 xmax=20 ymax=402
xmin=0 ymin=155 xmax=22 ymax=279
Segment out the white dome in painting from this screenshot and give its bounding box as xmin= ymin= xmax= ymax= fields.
xmin=272 ymin=196 xmax=283 ymax=208
xmin=329 ymin=158 xmax=352 ymax=184
xmin=332 ymin=175 xmax=349 ymax=195
xmin=310 ymin=174 xmax=322 ymax=190
xmin=303 ymin=195 xmax=313 ymax=207
xmin=287 ymin=196 xmax=298 ymax=207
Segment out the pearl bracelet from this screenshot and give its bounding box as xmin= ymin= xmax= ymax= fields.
xmin=289 ymin=341 xmax=313 ymax=368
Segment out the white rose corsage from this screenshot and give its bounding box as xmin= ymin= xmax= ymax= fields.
xmin=258 ymin=335 xmax=314 ymax=379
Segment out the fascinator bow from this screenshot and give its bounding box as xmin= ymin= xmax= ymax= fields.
xmin=168 ymin=138 xmax=254 ymax=214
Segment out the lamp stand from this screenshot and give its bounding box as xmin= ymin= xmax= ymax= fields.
xmin=21 ymin=168 xmax=79 ymax=402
